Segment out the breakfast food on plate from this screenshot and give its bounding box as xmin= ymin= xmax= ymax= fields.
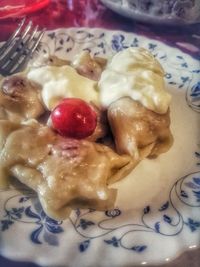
xmin=0 ymin=47 xmax=173 ymax=219
xmin=27 ymin=64 xmax=99 ymax=110
xmin=0 ymin=75 xmax=44 ymax=123
xmin=99 ymin=48 xmax=172 ymax=159
xmin=99 ymin=48 xmax=171 ymax=113
xmin=108 ymin=97 xmax=173 ymax=159
xmin=0 ymin=120 xmax=131 ymax=219
xmin=72 ymin=51 xmax=107 ymax=81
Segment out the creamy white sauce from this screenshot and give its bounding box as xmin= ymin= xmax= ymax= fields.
xmin=27 ymin=65 xmax=99 ymax=110
xmin=27 ymin=48 xmax=171 ymax=114
xmin=98 ymin=47 xmax=171 ymax=114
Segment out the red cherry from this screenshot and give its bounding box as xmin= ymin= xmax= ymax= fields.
xmin=51 ymin=98 xmax=97 ymax=139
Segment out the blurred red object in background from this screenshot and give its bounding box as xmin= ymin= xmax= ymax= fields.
xmin=0 ymin=0 xmax=50 ymax=20
xmin=0 ymin=0 xmax=199 ymax=60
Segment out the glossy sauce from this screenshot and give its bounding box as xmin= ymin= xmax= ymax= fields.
xmin=99 ymin=48 xmax=171 ymax=114
xmin=27 ymin=65 xmax=99 ymax=110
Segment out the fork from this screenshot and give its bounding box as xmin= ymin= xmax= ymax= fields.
xmin=0 ymin=18 xmax=45 ymax=76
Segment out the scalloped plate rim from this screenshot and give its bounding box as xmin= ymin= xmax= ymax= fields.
xmin=0 ymin=27 xmax=200 ymax=267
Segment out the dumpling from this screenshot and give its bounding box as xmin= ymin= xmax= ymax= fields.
xmin=0 ymin=75 xmax=45 ymax=122
xmin=108 ymin=97 xmax=173 ymax=160
xmin=0 ymin=121 xmax=132 ymax=219
xmin=0 ymin=120 xmax=19 ymax=150
xmin=72 ymin=51 xmax=107 ymax=81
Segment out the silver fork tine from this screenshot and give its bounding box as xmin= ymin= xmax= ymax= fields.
xmin=0 ymin=18 xmax=26 ymax=57
xmin=10 ymin=29 xmax=46 ymax=74
xmin=0 ymin=20 xmax=33 ymax=66
xmin=0 ymin=21 xmax=45 ymax=76
xmin=4 ymin=25 xmax=39 ymax=71
xmin=30 ymin=29 xmax=45 ymax=52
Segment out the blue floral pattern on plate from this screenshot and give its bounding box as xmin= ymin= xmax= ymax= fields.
xmin=1 ymin=194 xmax=63 ymax=247
xmin=2 ymin=172 xmax=199 ymax=251
xmin=0 ymin=28 xmax=200 ymax=267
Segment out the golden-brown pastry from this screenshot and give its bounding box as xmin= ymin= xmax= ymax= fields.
xmin=72 ymin=51 xmax=107 ymax=81
xmin=108 ymin=97 xmax=173 ymax=159
xmin=0 ymin=48 xmax=174 ymax=220
xmin=0 ymin=121 xmax=131 ymax=219
xmin=0 ymin=75 xmax=45 ymax=122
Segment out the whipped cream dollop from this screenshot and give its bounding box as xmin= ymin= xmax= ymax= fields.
xmin=27 ymin=65 xmax=99 ymax=110
xmin=98 ymin=47 xmax=171 ymax=114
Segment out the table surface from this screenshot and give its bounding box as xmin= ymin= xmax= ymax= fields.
xmin=0 ymin=0 xmax=200 ymax=59
xmin=0 ymin=0 xmax=200 ymax=267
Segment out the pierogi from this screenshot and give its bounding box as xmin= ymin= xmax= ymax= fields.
xmin=0 ymin=48 xmax=173 ymax=219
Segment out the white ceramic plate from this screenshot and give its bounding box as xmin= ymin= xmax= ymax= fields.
xmin=100 ymin=0 xmax=200 ymax=25
xmin=0 ymin=28 xmax=200 ymax=267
